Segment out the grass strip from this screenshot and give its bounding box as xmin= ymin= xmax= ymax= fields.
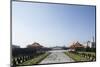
xmin=64 ymin=52 xmax=89 ymax=62
xmin=19 ymin=52 xmax=50 ymax=65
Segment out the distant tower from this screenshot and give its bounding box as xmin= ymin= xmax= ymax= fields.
xmin=91 ymin=36 xmax=96 ymax=48
xmin=93 ymin=36 xmax=95 ymax=42
xmin=87 ymin=41 xmax=90 ymax=48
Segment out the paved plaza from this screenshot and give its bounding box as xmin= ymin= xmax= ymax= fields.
xmin=39 ymin=50 xmax=74 ymax=64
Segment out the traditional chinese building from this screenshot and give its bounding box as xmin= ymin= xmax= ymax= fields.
xmin=69 ymin=41 xmax=84 ymax=51
xmin=27 ymin=42 xmax=43 ymax=48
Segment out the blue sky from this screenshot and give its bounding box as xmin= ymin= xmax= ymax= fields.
xmin=12 ymin=2 xmax=95 ymax=48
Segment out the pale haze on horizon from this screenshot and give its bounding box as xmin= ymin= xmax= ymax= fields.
xmin=12 ymin=1 xmax=95 ymax=48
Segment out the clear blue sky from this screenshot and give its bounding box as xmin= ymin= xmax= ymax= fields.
xmin=12 ymin=1 xmax=96 ymax=48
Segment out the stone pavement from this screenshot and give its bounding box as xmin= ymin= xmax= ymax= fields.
xmin=39 ymin=50 xmax=74 ymax=64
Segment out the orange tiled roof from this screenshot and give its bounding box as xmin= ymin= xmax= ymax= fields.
xmin=70 ymin=42 xmax=84 ymax=49
xmin=27 ymin=42 xmax=43 ymax=48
